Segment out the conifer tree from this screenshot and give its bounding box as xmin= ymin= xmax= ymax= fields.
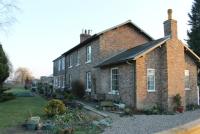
xmin=187 ymin=0 xmax=200 ymax=56
xmin=0 ymin=44 xmax=9 ymax=92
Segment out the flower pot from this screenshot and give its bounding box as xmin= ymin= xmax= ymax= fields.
xmin=177 ymin=106 xmax=184 ymax=113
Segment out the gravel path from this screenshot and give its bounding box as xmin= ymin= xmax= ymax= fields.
xmin=103 ymin=109 xmax=200 ymax=134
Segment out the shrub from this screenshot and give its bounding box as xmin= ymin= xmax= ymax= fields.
xmin=173 ymin=94 xmax=182 ymax=110
xmin=0 ymin=93 xmax=16 ymax=102
xmin=186 ymin=104 xmax=200 ymax=111
xmin=64 ymin=92 xmax=75 ymax=101
xmin=44 ymin=99 xmax=66 ymax=117
xmin=37 ymin=82 xmax=44 ymax=94
xmin=143 ymin=105 xmax=162 ymax=115
xmin=72 ymin=80 xmax=85 ymax=99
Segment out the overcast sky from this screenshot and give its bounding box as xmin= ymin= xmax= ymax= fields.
xmin=0 ymin=0 xmax=194 ymax=78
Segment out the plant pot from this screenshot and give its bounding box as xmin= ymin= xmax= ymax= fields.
xmin=177 ymin=106 xmax=184 ymax=113
xmin=26 ymin=123 xmax=37 ymax=130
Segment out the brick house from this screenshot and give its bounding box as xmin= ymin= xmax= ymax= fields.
xmin=53 ymin=9 xmax=200 ymax=111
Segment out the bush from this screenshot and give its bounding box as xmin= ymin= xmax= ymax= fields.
xmin=44 ymin=99 xmax=66 ymax=117
xmin=37 ymin=82 xmax=44 ymax=94
xmin=186 ymin=104 xmax=200 ymax=111
xmin=0 ymin=93 xmax=16 ymax=102
xmin=173 ymin=94 xmax=182 ymax=111
xmin=143 ymin=105 xmax=163 ymax=115
xmin=64 ymin=92 xmax=75 ymax=101
xmin=72 ymin=80 xmax=85 ymax=99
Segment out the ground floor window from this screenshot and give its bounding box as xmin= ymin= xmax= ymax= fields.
xmin=69 ymin=74 xmax=72 ymax=88
xmin=86 ymin=71 xmax=92 ymax=91
xmin=147 ymin=69 xmax=155 ymax=92
xmin=61 ymin=76 xmax=65 ymax=88
xmin=111 ymin=68 xmax=119 ymax=91
xmin=54 ymin=77 xmax=58 ymax=87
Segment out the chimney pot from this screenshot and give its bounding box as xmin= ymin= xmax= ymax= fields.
xmin=80 ymin=29 xmax=92 ymax=43
xmin=168 ymin=9 xmax=172 ymax=20
xmin=164 ymin=9 xmax=177 ymax=39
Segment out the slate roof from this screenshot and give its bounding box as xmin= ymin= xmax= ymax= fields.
xmin=96 ymin=36 xmax=170 ymax=67
xmin=53 ymin=20 xmax=154 ymax=62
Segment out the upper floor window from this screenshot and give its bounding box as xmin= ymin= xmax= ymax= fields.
xmin=147 ymin=69 xmax=155 ymax=92
xmin=86 ymin=71 xmax=92 ymax=91
xmin=111 ymin=68 xmax=119 ymax=91
xmin=58 ymin=59 xmax=61 ymax=71
xmin=62 ymin=57 xmax=65 ymax=70
xmin=185 ymin=70 xmax=190 ymax=90
xmin=86 ymin=45 xmax=91 ymax=63
xmin=69 ymin=55 xmax=73 ymax=68
xmin=75 ymin=51 xmax=80 ymax=66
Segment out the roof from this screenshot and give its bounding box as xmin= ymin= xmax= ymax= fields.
xmin=53 ymin=20 xmax=154 ymax=62
xmin=96 ymin=36 xmax=170 ymax=67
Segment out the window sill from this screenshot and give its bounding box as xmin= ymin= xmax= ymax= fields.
xmin=76 ymin=64 xmax=80 ymax=67
xmin=147 ymin=90 xmax=156 ymax=92
xmin=86 ymin=89 xmax=91 ymax=92
xmin=108 ymin=91 xmax=119 ymax=95
xmin=68 ymin=66 xmax=73 ymax=68
xmin=185 ymin=88 xmax=191 ymax=91
xmin=85 ymin=61 xmax=91 ymax=64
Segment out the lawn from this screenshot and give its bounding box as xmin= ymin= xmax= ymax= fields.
xmin=0 ymin=88 xmax=47 ymax=128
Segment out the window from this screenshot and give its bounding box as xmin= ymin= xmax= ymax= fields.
xmin=58 ymin=76 xmax=61 ymax=88
xmin=111 ymin=68 xmax=119 ymax=91
xmin=147 ymin=69 xmax=155 ymax=92
xmin=69 ymin=55 xmax=73 ymax=68
xmin=61 ymin=76 xmax=65 ymax=88
xmin=58 ymin=60 xmax=61 ymax=71
xmin=86 ymin=72 xmax=92 ymax=91
xmin=62 ymin=57 xmax=65 ymax=70
xmin=54 ymin=77 xmax=57 ymax=87
xmin=69 ymin=74 xmax=72 ymax=89
xmin=75 ymin=51 xmax=80 ymax=66
xmin=185 ymin=70 xmax=190 ymax=90
xmin=86 ymin=45 xmax=91 ymax=63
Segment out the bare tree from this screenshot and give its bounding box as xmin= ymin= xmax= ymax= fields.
xmin=14 ymin=67 xmax=34 ymax=85
xmin=0 ymin=0 xmax=18 ymax=31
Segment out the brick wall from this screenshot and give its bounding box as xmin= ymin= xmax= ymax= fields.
xmin=166 ymin=39 xmax=185 ymax=111
xmin=135 ymin=45 xmax=167 ymax=109
xmin=100 ymin=63 xmax=135 ymax=106
xmin=185 ymin=53 xmax=198 ymax=105
xmin=99 ymin=24 xmax=150 ymax=60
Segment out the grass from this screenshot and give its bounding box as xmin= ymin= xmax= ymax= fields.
xmin=5 ymin=88 xmax=31 ymax=95
xmin=0 ymin=88 xmax=47 ymax=128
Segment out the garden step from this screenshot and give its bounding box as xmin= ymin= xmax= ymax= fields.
xmin=76 ymin=101 xmax=108 ymax=118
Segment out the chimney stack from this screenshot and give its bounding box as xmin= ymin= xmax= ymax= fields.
xmin=164 ymin=9 xmax=178 ymax=39
xmin=80 ymin=29 xmax=92 ymax=43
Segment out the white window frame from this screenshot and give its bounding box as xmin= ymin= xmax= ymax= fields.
xmin=62 ymin=76 xmax=65 ymax=88
xmin=197 ymin=86 xmax=199 ymax=105
xmin=53 ymin=77 xmax=57 ymax=87
xmin=109 ymin=68 xmax=119 ymax=95
xmin=58 ymin=76 xmax=61 ymax=88
xmin=86 ymin=45 xmax=91 ymax=63
xmin=61 ymin=57 xmax=65 ymax=70
xmin=68 ymin=55 xmax=73 ymax=68
xmin=69 ymin=74 xmax=72 ymax=89
xmin=86 ymin=71 xmax=92 ymax=92
xmin=185 ymin=70 xmax=190 ymax=90
xmin=76 ymin=50 xmax=80 ymax=66
xmin=58 ymin=60 xmax=61 ymax=71
xmin=147 ymin=68 xmax=155 ymax=92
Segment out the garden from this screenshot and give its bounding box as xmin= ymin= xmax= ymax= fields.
xmin=1 ymin=81 xmax=200 ymax=134
xmin=0 ymin=85 xmax=109 ymax=134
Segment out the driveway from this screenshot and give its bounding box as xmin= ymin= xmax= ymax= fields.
xmin=103 ymin=109 xmax=200 ymax=134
